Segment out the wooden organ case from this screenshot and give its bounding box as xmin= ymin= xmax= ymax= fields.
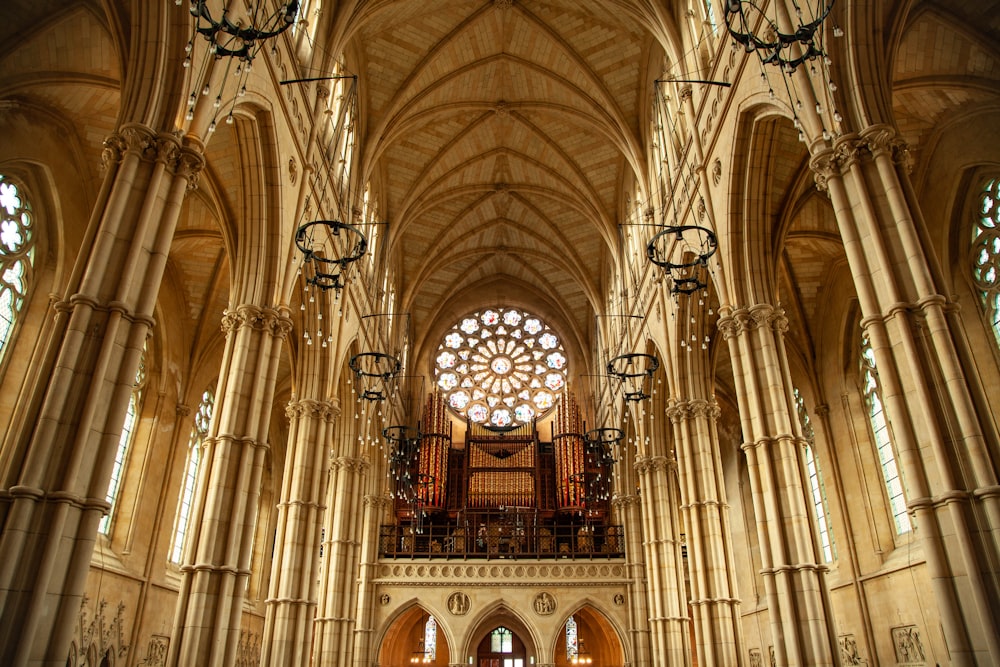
xmin=385 ymin=394 xmax=623 ymax=558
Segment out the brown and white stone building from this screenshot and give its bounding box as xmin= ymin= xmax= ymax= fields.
xmin=0 ymin=1 xmax=998 ymax=666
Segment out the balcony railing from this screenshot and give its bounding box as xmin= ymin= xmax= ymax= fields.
xmin=378 ymin=522 xmax=625 ymax=559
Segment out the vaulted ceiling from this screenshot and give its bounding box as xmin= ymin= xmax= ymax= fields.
xmin=341 ymin=0 xmax=660 ymax=362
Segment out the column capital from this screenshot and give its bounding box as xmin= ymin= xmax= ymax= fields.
xmin=331 ymin=455 xmax=369 ymax=474
xmin=221 ymin=305 xmax=294 ymax=338
xmin=285 ymin=398 xmax=340 ymax=421
xmin=860 ymin=124 xmax=913 ymax=173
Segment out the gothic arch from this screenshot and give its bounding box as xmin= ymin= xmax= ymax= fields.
xmin=551 ymin=602 xmax=629 ymax=667
xmin=376 ymin=601 xmax=455 ymax=667
xmin=461 ymin=600 xmax=540 ymax=665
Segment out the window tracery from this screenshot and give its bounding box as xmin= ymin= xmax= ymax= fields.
xmin=0 ymin=175 xmax=35 ymax=365
xmin=434 ymin=307 xmax=567 ymax=428
xmin=972 ymin=177 xmax=1000 ymax=344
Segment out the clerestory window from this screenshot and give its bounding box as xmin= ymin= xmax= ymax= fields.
xmin=99 ymin=348 xmax=147 ymax=535
xmin=0 ymin=175 xmax=36 ymax=366
xmin=971 ymin=177 xmax=1000 ymax=345
xmin=169 ymin=388 xmax=215 ymax=563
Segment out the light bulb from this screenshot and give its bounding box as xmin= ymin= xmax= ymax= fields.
xmin=202 ymin=84 xmax=210 ymax=96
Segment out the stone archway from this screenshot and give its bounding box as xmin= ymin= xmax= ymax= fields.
xmin=552 ymin=605 xmax=626 ymax=667
xmin=378 ymin=605 xmax=452 ymax=667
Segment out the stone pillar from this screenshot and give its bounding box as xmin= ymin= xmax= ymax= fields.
xmin=168 ymin=305 xmax=291 ymax=667
xmin=314 ymin=454 xmax=369 ymax=665
xmin=718 ymin=304 xmax=838 ymax=667
xmin=810 ymin=127 xmax=1000 ymax=666
xmin=261 ymin=399 xmax=339 ymax=666
xmin=614 ymin=493 xmax=652 ymax=667
xmin=668 ymin=398 xmax=743 ymax=666
xmin=635 ymin=455 xmax=689 ymax=665
xmin=0 ymin=125 xmax=202 ymax=666
xmin=351 ymin=494 xmax=391 ymax=667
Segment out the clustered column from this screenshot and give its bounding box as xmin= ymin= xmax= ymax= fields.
xmin=634 ymin=455 xmax=689 ymax=664
xmin=313 ymin=453 xmax=369 ymax=664
xmin=668 ymin=398 xmax=743 ymax=666
xmin=0 ymin=125 xmax=203 ymax=666
xmin=811 ymin=126 xmax=1000 ymax=665
xmin=718 ymin=304 xmax=838 ymax=667
xmin=168 ymin=305 xmax=291 ymax=667
xmin=261 ymin=398 xmax=339 ymax=667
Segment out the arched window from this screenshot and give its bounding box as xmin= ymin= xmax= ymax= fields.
xmin=0 ymin=174 xmax=36 ymax=365
xmin=971 ymin=177 xmax=1000 ymax=344
xmin=99 ymin=347 xmax=147 ymax=535
xmin=490 ymin=627 xmax=513 ymax=654
xmin=169 ymin=388 xmax=215 ymax=563
xmin=794 ymin=388 xmax=835 ymax=561
xmin=860 ymin=335 xmax=911 ymax=534
xmin=423 ymin=615 xmax=437 ymax=662
xmin=565 ymin=615 xmax=579 ymax=661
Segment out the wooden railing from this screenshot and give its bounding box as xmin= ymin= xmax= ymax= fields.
xmin=378 ymin=522 xmax=625 ymax=559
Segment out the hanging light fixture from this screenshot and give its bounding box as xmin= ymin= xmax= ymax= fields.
xmin=723 ymin=0 xmax=835 ymax=72
xmin=606 ymin=353 xmax=659 ymax=402
xmin=646 ymin=224 xmax=718 ymax=296
xmin=296 ymin=220 xmax=369 ymax=293
xmin=185 ymin=0 xmax=299 ymax=61
xmin=723 ymin=0 xmax=844 ymax=143
xmin=570 ymin=640 xmax=593 ymax=665
xmin=410 ymin=640 xmax=432 ymax=664
xmin=180 ymin=1 xmax=300 ymax=129
xmin=350 ymin=351 xmax=401 ymax=401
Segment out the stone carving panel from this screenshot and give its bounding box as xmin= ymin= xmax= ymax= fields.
xmin=891 ymin=625 xmax=925 ymax=665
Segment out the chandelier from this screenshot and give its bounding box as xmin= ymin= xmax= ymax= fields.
xmin=350 ymin=351 xmax=401 ymax=402
xmin=606 ymin=353 xmax=659 ymax=402
xmin=646 ymin=224 xmax=718 ymax=296
xmin=296 ymin=220 xmax=368 ymax=293
xmin=723 ymin=0 xmax=836 ymax=73
xmin=184 ymin=0 xmax=299 ymax=62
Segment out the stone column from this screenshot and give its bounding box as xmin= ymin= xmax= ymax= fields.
xmin=314 ymin=454 xmax=369 ymax=665
xmin=718 ymin=304 xmax=838 ymax=667
xmin=635 ymin=455 xmax=689 ymax=665
xmin=0 ymin=125 xmax=202 ymax=666
xmin=351 ymin=494 xmax=391 ymax=667
xmin=168 ymin=305 xmax=291 ymax=667
xmin=811 ymin=127 xmax=1000 ymax=666
xmin=668 ymin=398 xmax=743 ymax=666
xmin=613 ymin=493 xmax=653 ymax=667
xmin=261 ymin=398 xmax=339 ymax=666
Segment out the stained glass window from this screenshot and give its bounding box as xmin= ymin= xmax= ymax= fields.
xmin=491 ymin=627 xmax=513 ymax=653
xmin=861 ymin=336 xmax=911 ymax=534
xmin=794 ymin=388 xmax=835 ymax=561
xmin=0 ymin=175 xmax=35 ymax=365
xmin=566 ymin=615 xmax=578 ymax=661
xmin=972 ymin=177 xmax=1000 ymax=345
xmin=434 ymin=308 xmax=567 ymax=428
xmin=99 ymin=350 xmax=147 ymax=535
xmin=170 ymin=388 xmax=215 ymax=563
xmin=424 ymin=616 xmax=437 ymax=661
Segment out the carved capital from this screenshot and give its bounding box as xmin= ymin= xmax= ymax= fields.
xmin=861 ymin=124 xmax=912 ymax=173
xmin=221 ymin=306 xmax=293 ymax=338
xmin=331 ymin=456 xmax=369 ymax=474
xmin=808 ymin=148 xmax=837 ymax=193
xmin=170 ymin=146 xmax=206 ymax=191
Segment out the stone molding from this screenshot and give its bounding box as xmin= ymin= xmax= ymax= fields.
xmin=666 ymin=397 xmax=721 ymax=422
xmin=285 ymin=398 xmax=340 ymax=422
xmin=221 ymin=305 xmax=294 ymax=338
xmin=102 ymin=124 xmax=205 ymax=189
xmin=374 ymin=561 xmax=627 ymax=586
xmin=810 ymin=125 xmax=912 ymax=192
xmin=331 ymin=456 xmax=369 ymax=474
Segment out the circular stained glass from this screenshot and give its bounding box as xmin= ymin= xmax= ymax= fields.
xmin=434 ymin=307 xmax=568 ymax=427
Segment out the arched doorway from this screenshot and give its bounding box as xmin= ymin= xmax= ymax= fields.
xmin=379 ymin=606 xmax=451 ymax=667
xmin=554 ymin=605 xmax=626 ymax=667
xmin=476 ymin=626 xmax=527 ymax=667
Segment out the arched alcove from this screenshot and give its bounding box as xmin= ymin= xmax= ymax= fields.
xmin=552 ymin=605 xmax=626 ymax=667
xmin=378 ymin=605 xmax=452 ymax=667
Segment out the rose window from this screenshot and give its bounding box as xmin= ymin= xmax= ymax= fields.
xmin=434 ymin=307 xmax=568 ymax=427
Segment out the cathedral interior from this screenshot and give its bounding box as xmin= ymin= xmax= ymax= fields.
xmin=0 ymin=0 xmax=999 ymax=665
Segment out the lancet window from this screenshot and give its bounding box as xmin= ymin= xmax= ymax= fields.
xmin=99 ymin=348 xmax=147 ymax=535
xmin=860 ymin=336 xmax=911 ymax=534
xmin=170 ymin=388 xmax=215 ymax=563
xmin=794 ymin=388 xmax=835 ymax=561
xmin=0 ymin=175 xmax=35 ymax=366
